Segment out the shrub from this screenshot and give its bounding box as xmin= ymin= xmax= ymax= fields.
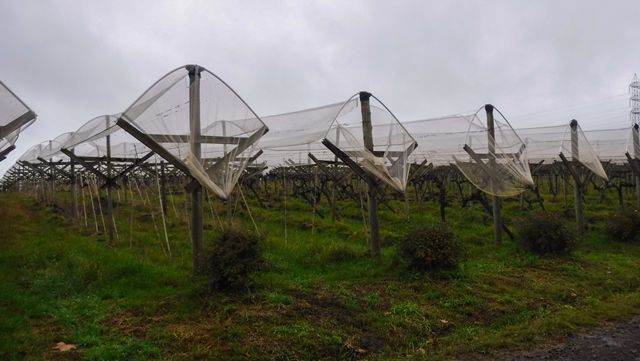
xmin=606 ymin=208 xmax=640 ymax=243
xmin=517 ymin=211 xmax=576 ymax=255
xmin=397 ymin=223 xmax=462 ymax=272
xmin=206 ymin=226 xmax=264 ymax=292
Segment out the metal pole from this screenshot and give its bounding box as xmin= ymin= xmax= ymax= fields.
xmin=188 ymin=65 xmax=204 ymax=274
xmin=486 ymin=104 xmax=502 ymax=245
xmin=360 ymin=91 xmax=380 ymax=258
xmin=570 ymin=119 xmax=584 ymax=238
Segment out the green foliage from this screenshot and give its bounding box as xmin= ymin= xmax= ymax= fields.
xmin=517 ymin=211 xmax=576 ymax=255
xmin=305 ymin=242 xmax=364 ymax=264
xmin=4 ymin=184 xmax=640 ymax=360
xmin=606 ymin=208 xmax=640 ymax=243
xmin=206 ymin=226 xmax=264 ymax=292
xmin=397 ymin=223 xmax=463 ymax=271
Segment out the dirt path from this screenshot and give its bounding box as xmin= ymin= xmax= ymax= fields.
xmin=509 ymin=316 xmax=640 ymax=361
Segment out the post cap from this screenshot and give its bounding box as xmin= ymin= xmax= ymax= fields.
xmin=359 ymin=91 xmax=372 ymax=102
xmin=570 ymin=119 xmax=578 ymax=128
xmin=185 ymin=64 xmax=202 ymax=76
xmin=484 ymin=104 xmax=494 ymax=112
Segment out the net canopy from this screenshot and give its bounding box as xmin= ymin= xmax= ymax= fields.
xmin=405 ymin=114 xmax=478 ymax=165
xmin=559 ymin=121 xmax=609 ymax=181
xmin=0 ymin=118 xmax=35 ymax=158
xmin=625 ymin=125 xmax=640 ymax=160
xmin=452 ymin=105 xmax=534 ymax=197
xmin=40 ymin=132 xmax=73 ymax=159
xmin=62 ymin=114 xmax=119 ymax=150
xmin=61 ymin=114 xmax=152 ymax=159
xmin=392 ymin=112 xmax=617 ymax=190
xmin=0 ymin=81 xmax=36 ymax=139
xmin=323 ymin=93 xmax=416 ymax=192
xmin=119 ymin=65 xmax=268 ymax=199
xmin=0 ymin=81 xmax=36 ymax=159
xmin=257 ymin=93 xmax=417 ymax=192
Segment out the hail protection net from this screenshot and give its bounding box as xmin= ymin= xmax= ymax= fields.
xmin=626 ymin=125 xmax=640 ymax=160
xmin=258 ymin=102 xmax=346 ymax=165
xmin=0 ymin=118 xmax=34 ymax=156
xmin=120 ymin=65 xmax=267 ymax=199
xmin=404 ymin=114 xmax=478 ymax=166
xmin=0 ymin=82 xmax=36 ymax=154
xmin=560 ymin=122 xmax=608 ymax=181
xmin=62 ymin=115 xmax=119 ymax=150
xmin=453 ymin=106 xmax=533 ymax=197
xmin=323 ymin=94 xmax=417 ymax=192
xmin=0 ymin=81 xmax=35 ymax=135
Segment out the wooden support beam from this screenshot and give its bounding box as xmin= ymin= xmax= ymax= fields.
xmin=0 ymin=145 xmax=16 ymax=160
xmin=115 ymin=117 xmax=191 ymax=176
xmin=0 ymin=110 xmax=36 ymax=139
xmin=18 ymin=161 xmax=50 ymax=179
xmin=148 ymin=133 xmax=246 ymax=144
xmin=60 ymin=148 xmax=109 ymax=182
xmin=111 ymin=151 xmax=155 ymax=183
xmin=37 ymin=157 xmax=72 ymax=179
xmin=322 ymin=139 xmax=371 ymax=182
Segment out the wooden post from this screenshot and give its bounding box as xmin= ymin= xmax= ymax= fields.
xmin=331 ymin=131 xmax=340 ymax=222
xmin=633 ymin=124 xmax=640 ymax=208
xmin=160 ymin=161 xmax=167 ymax=215
xmin=49 ymin=156 xmax=54 ymax=206
xmin=106 ymin=127 xmax=114 ymax=242
xmin=570 ymin=119 xmax=584 ymax=238
xmin=486 ymin=104 xmax=502 ymax=245
xmin=70 ymin=148 xmax=78 ymax=219
xmin=360 ymin=92 xmax=381 ymax=258
xmin=188 ymin=65 xmax=204 ymax=274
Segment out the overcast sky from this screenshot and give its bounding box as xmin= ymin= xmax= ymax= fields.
xmin=1 ymin=0 xmax=639 ymax=175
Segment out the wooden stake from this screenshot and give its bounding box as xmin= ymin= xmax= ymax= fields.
xmin=188 ymin=65 xmax=204 ymax=274
xmin=570 ymin=119 xmax=584 ymax=239
xmin=106 ymin=128 xmax=114 ymax=242
xmin=486 ymin=104 xmax=502 ymax=245
xmin=360 ymin=92 xmax=381 ymax=258
xmin=70 ymin=148 xmax=78 ymax=219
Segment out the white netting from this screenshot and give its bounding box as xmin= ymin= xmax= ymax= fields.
xmin=18 ymin=142 xmax=47 ymax=163
xmin=0 ymin=118 xmax=35 ymax=155
xmin=0 ymin=81 xmax=32 ymax=131
xmin=62 ymin=114 xmax=119 ymax=150
xmin=405 ymin=114 xmax=478 ymax=165
xmin=560 ymin=121 xmax=609 ymax=181
xmin=626 ymin=125 xmax=640 ymax=160
xmin=322 ymin=94 xmax=416 ymax=192
xmin=453 ymin=106 xmax=533 ymax=197
xmin=120 ymin=65 xmax=267 ymax=199
xmin=249 ymin=93 xmax=417 ymax=191
xmin=0 ymin=81 xmax=36 ymax=157
xmin=40 ymin=132 xmax=73 ymax=159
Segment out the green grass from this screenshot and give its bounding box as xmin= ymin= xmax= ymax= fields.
xmin=1 ymin=182 xmax=640 ymax=360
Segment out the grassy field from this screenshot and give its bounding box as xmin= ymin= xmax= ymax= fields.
xmin=1 ymin=183 xmax=640 ymax=360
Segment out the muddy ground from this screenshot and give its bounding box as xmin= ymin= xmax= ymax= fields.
xmin=508 ymin=316 xmax=640 ymax=361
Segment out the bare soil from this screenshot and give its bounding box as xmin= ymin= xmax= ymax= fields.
xmin=509 ymin=316 xmax=640 ymax=361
